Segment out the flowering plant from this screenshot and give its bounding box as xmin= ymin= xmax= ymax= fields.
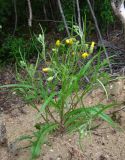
xmin=0 ymin=26 xmax=116 ymax=159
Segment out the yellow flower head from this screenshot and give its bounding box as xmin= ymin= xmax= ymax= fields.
xmin=72 ymin=52 xmax=75 ymax=56
xmin=55 ymin=40 xmax=61 ymax=47
xmin=91 ymin=41 xmax=95 ymax=47
xmin=82 ymin=52 xmax=89 ymax=59
xmin=65 ymin=39 xmax=70 ymax=44
xmin=42 ymin=68 xmax=52 ymax=73
xmin=69 ymin=38 xmax=73 ymax=45
xmin=65 ymin=38 xmax=73 ymax=45
xmin=89 ymin=41 xmax=95 ymax=54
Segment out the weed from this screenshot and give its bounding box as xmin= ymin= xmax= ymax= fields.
xmin=0 ymin=26 xmax=117 ymax=159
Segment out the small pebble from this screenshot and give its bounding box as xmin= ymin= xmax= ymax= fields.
xmin=68 ymin=139 xmax=71 ymax=142
xmin=50 ymin=149 xmax=54 ymax=152
xmin=110 ymin=85 xmax=113 ymax=89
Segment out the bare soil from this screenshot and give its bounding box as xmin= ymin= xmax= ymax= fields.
xmin=0 ymin=78 xmax=125 ymax=160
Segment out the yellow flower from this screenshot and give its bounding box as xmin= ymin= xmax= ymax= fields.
xmin=55 ymin=40 xmax=61 ymax=47
xmin=72 ymin=52 xmax=75 ymax=56
xmin=89 ymin=41 xmax=95 ymax=53
xmin=69 ymin=38 xmax=73 ymax=45
xmin=81 ymin=52 xmax=89 ymax=59
xmin=65 ymin=38 xmax=73 ymax=45
xmin=42 ymin=68 xmax=52 ymax=73
xmin=65 ymin=39 xmax=70 ymax=44
xmin=91 ymin=41 xmax=95 ymax=47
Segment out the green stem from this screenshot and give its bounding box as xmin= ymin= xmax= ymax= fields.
xmin=32 ymin=104 xmax=48 ymax=122
xmin=60 ymin=103 xmax=65 ymax=131
xmin=46 ymin=106 xmax=60 ymax=124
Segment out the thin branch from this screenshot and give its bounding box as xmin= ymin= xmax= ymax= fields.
xmin=12 ymin=0 xmax=17 ymax=35
xmin=57 ymin=0 xmax=70 ymax=37
xmin=76 ymin=0 xmax=82 ymax=33
xmin=46 ymin=106 xmax=60 ymax=124
xmin=33 ymin=19 xmax=71 ymax=23
xmin=27 ymin=0 xmax=32 ymax=27
xmin=73 ymin=0 xmax=77 ymax=24
xmin=33 ymin=105 xmax=48 ymax=122
xmin=108 ymin=106 xmax=125 ymax=115
xmin=43 ymin=3 xmax=48 ymax=20
xmin=86 ymin=0 xmax=113 ymax=74
xmin=49 ymin=0 xmax=55 ymax=20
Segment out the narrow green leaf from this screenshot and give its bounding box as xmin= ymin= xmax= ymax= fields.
xmin=31 ymin=123 xmax=58 ymax=159
xmin=38 ymin=92 xmax=57 ymax=114
xmin=97 ymin=79 xmax=108 ymax=100
xmin=0 ymin=84 xmax=33 ymax=89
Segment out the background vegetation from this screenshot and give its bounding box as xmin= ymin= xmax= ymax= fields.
xmin=0 ymin=0 xmax=115 ymax=63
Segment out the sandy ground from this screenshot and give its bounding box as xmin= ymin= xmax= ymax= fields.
xmin=0 ymin=78 xmax=125 ymax=160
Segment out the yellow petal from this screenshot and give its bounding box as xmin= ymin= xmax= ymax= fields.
xmin=42 ymin=68 xmax=52 ymax=73
xmin=89 ymin=41 xmax=95 ymax=54
xmin=81 ymin=52 xmax=89 ymax=59
xmin=91 ymin=41 xmax=95 ymax=47
xmin=69 ymin=38 xmax=73 ymax=45
xmin=65 ymin=38 xmax=73 ymax=45
xmin=65 ymin=39 xmax=70 ymax=44
xmin=55 ymin=40 xmax=61 ymax=47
